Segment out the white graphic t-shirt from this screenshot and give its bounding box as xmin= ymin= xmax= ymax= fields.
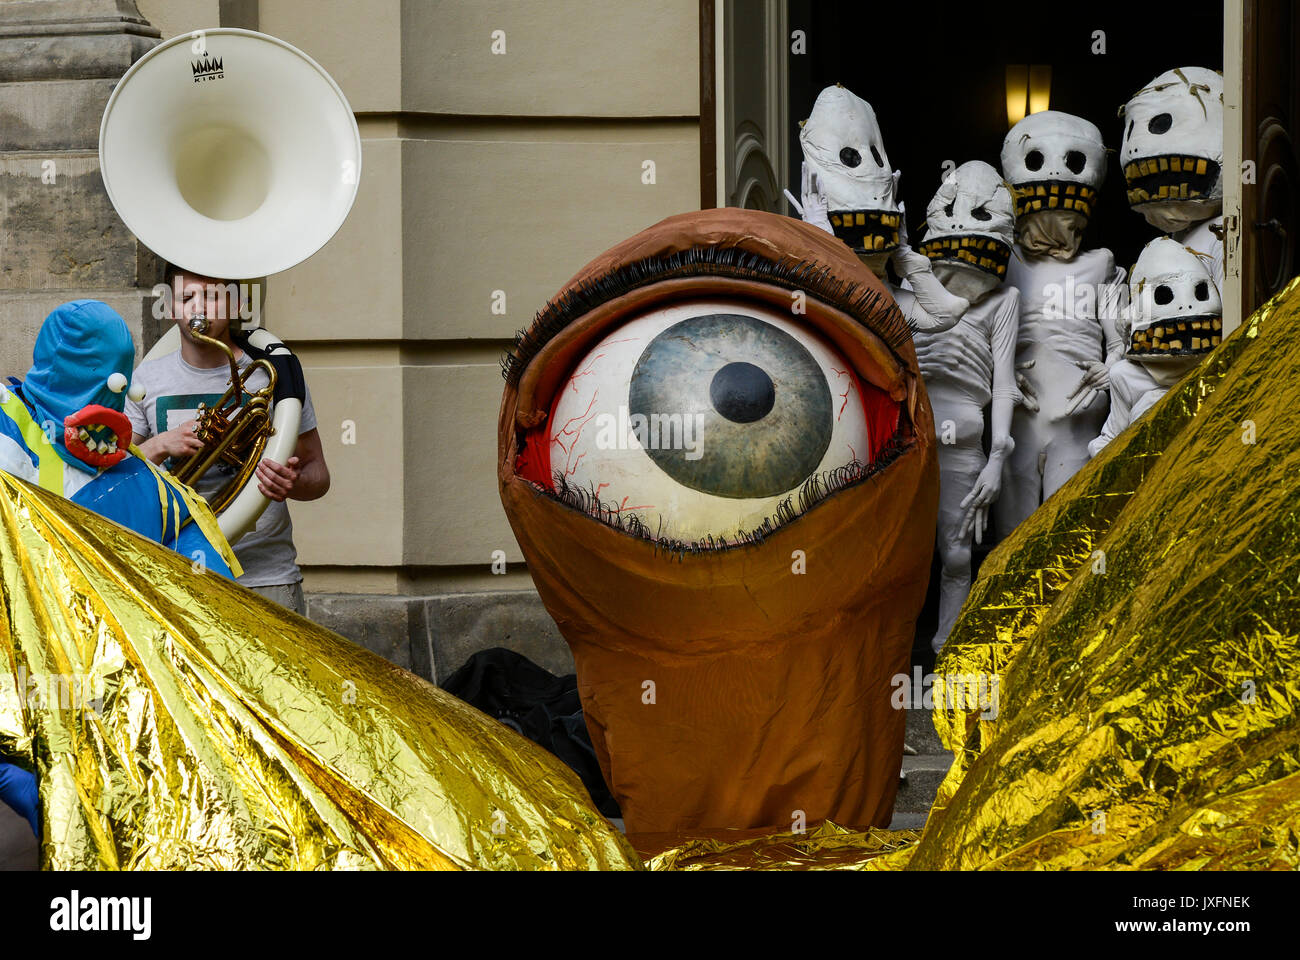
xmin=126 ymin=350 xmax=318 ymax=588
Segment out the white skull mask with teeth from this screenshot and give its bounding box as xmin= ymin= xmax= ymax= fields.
xmin=1126 ymin=236 xmax=1222 ymax=378
xmin=799 ymin=84 xmax=902 ymax=260
xmin=919 ymin=161 xmax=1015 ymax=303
xmin=1001 ymin=111 xmax=1107 ymax=260
xmin=1121 ymin=67 xmax=1224 ymax=233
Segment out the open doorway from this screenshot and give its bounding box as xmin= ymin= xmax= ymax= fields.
xmin=783 ymin=1 xmax=1224 ymax=275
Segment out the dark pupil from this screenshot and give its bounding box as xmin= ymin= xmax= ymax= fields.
xmin=971 ymin=206 xmax=992 ymax=221
xmin=710 ymin=362 xmax=775 ymax=424
xmin=629 ymin=314 xmax=832 ymax=500
xmin=870 ymin=145 xmax=883 ymax=167
xmin=1194 ymin=280 xmax=1210 ymax=301
xmin=1148 ymin=113 xmax=1173 ymax=135
xmin=840 ymin=147 xmax=862 ymax=167
xmin=1065 ymin=151 xmax=1087 ymax=174
xmin=1154 ymin=284 xmax=1175 ymax=305
xmin=1025 ymin=150 xmax=1044 ymax=172
xmin=944 ymin=201 xmax=955 ymax=217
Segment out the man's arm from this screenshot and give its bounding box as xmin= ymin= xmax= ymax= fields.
xmin=254 ymin=427 xmax=330 ymax=502
xmin=133 ymin=420 xmax=203 ymax=465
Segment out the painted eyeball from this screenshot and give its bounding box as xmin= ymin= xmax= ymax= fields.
xmin=503 ymin=210 xmax=917 ymax=553
xmin=546 ymin=299 xmax=874 ymax=542
xmin=128 ymin=382 xmax=146 ymax=403
xmin=107 ymin=372 xmax=129 ymax=394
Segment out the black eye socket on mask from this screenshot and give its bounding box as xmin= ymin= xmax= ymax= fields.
xmin=1154 ymin=284 xmax=1175 ymax=306
xmin=1127 ymin=119 xmax=1134 ymax=139
xmin=1025 ymin=150 xmax=1044 ymax=172
xmin=971 ymin=206 xmax=992 ymax=221
xmin=870 ymin=145 xmax=883 ymax=167
xmin=1194 ymin=280 xmax=1210 ymax=301
xmin=840 ymin=147 xmax=862 ymax=167
xmin=943 ymin=202 xmax=955 ymax=217
xmin=1148 ymin=113 xmax=1173 ymax=135
xmin=1065 ymin=151 xmax=1087 ymax=175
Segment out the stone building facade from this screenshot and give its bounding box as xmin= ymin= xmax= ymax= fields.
xmin=1 ymin=0 xmax=701 ymax=681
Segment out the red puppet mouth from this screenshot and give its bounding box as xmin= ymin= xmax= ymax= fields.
xmin=64 ymin=405 xmax=132 ymax=468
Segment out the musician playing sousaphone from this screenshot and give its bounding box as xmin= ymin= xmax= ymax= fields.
xmin=127 ymin=268 xmax=330 ymax=615
xmin=95 ymin=27 xmax=361 ymax=616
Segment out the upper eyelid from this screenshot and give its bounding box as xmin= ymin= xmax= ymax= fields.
xmin=502 ymin=247 xmax=907 ymax=389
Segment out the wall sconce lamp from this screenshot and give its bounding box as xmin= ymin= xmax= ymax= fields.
xmin=1006 ymin=64 xmax=1052 ymax=128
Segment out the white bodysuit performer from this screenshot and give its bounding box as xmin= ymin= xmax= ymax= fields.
xmin=996 ymin=111 xmax=1127 ymax=539
xmin=1120 ymin=67 xmax=1225 ymax=289
xmin=911 ymin=162 xmax=1020 ymax=652
xmin=1089 ymin=237 xmax=1223 ymax=456
xmin=793 ymin=84 xmax=970 ymax=335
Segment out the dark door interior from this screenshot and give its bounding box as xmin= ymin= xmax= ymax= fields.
xmin=786 ymin=1 xmax=1225 ymax=276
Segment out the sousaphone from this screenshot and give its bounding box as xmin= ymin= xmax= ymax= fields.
xmin=100 ymin=28 xmax=362 ymax=542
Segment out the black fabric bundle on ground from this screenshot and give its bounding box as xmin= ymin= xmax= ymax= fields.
xmin=440 ymin=648 xmax=621 ymax=818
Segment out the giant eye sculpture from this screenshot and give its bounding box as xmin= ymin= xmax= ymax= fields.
xmin=996 ymin=111 xmax=1128 ymax=537
xmin=497 ymin=208 xmax=939 ymax=836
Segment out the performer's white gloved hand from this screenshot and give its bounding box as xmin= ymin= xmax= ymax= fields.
xmin=797 ymin=162 xmax=834 ymax=235
xmin=1062 ymin=359 xmax=1110 ymax=418
xmin=1014 ymin=359 xmax=1040 ymax=413
xmin=891 ymin=202 xmax=969 ymax=333
xmin=958 ymin=456 xmax=1003 ymax=545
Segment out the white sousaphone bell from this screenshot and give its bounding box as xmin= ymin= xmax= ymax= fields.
xmin=100 ymin=28 xmax=362 ymax=542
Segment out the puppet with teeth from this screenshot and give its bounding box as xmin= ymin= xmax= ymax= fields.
xmin=0 ymin=300 xmax=237 ymax=575
xmin=912 ymin=162 xmax=1021 ymax=653
xmin=796 ymin=84 xmax=970 ymax=335
xmin=498 ymin=209 xmax=938 ymax=837
xmin=1120 ymin=67 xmax=1224 ymax=287
xmin=996 ymin=111 xmax=1127 ymax=537
xmin=0 ymin=299 xmax=239 ymax=837
xmin=1089 ymin=237 xmax=1222 ymax=456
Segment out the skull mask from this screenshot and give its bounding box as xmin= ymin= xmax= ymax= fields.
xmin=799 ymin=85 xmax=903 ymax=265
xmin=917 ymin=161 xmax=1015 ymax=303
xmin=1126 ymin=236 xmax=1222 ymax=379
xmin=1121 ymin=67 xmax=1224 ymax=233
xmin=1001 ymin=111 xmax=1107 ymax=261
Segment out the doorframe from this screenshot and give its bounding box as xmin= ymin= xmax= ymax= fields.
xmin=1223 ymin=0 xmax=1245 ymax=334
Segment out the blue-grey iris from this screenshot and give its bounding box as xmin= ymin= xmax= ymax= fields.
xmin=628 ymin=313 xmax=833 ymax=499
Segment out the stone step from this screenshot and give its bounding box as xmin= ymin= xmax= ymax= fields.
xmin=904 ymin=706 xmax=950 ymax=757
xmin=894 ymin=754 xmax=953 ymax=814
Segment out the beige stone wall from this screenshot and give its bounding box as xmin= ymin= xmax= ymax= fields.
xmin=206 ymin=0 xmax=704 ymax=593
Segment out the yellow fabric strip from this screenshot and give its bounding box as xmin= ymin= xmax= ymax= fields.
xmin=127 ymin=445 xmax=243 ymax=578
xmin=0 ymin=390 xmax=64 ymax=494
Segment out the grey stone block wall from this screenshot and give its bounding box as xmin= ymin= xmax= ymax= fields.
xmin=306 ymin=589 xmax=574 ymax=685
xmin=0 ymin=0 xmax=162 ymax=374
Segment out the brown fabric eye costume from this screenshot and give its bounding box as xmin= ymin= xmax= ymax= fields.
xmin=497 ymin=209 xmax=938 ymax=838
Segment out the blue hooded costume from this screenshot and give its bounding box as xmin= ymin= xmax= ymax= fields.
xmin=0 ymin=300 xmax=240 ymax=836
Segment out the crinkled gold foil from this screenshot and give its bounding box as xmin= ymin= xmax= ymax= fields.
xmin=642 ymin=821 xmax=920 ymax=871
xmin=640 ymin=279 xmax=1300 ymax=871
xmin=907 ymin=277 xmax=1300 ymax=869
xmin=0 ymin=472 xmax=638 ymax=870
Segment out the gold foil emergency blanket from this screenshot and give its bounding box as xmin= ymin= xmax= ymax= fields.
xmin=0 ymin=472 xmax=637 ymax=870
xmin=902 ymin=276 xmax=1300 ymax=869
xmin=642 ymin=821 xmax=921 ymax=871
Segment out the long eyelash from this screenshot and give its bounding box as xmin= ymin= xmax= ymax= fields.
xmin=500 ymin=244 xmax=908 ymax=385
xmin=544 ymin=430 xmax=911 ymax=559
